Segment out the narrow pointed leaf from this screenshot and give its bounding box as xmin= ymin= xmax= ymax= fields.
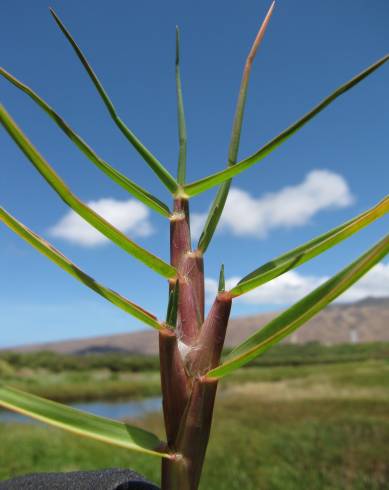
xmin=0 ymin=385 xmax=169 ymax=458
xmin=175 ymin=27 xmax=187 ymax=185
xmin=197 ymin=2 xmax=275 ymax=252
xmin=218 ymin=264 xmax=225 ymax=292
xmin=227 ymin=1 xmax=275 ymax=166
xmin=166 ymin=281 xmax=179 ymax=328
xmin=0 ymin=207 xmax=161 ymax=330
xmin=185 ymin=53 xmax=389 ymax=197
xmin=0 ymin=104 xmax=176 ymax=279
xmin=49 ymin=8 xmax=178 ymax=194
xmin=208 ymin=234 xmax=389 ymax=378
xmin=0 ymin=68 xmax=171 ymax=217
xmin=231 ymin=195 xmax=389 ymax=297
xmin=197 ymin=185 xmax=229 ymax=253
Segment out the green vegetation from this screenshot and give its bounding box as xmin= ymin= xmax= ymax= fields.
xmin=1 ymin=343 xmax=388 ymax=402
xmin=1 ymin=355 xmax=388 ymax=489
xmin=0 ymin=350 xmax=161 ymax=373
xmin=0 ymin=351 xmax=161 ymax=402
xmin=0 ymin=369 xmax=160 ymax=403
xmin=244 ymin=341 xmax=389 ymax=367
xmin=2 ymin=341 xmax=389 ymax=371
xmin=0 ymin=359 xmax=14 ymax=377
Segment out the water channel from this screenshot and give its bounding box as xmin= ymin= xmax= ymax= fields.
xmin=0 ymin=396 xmax=163 ymax=424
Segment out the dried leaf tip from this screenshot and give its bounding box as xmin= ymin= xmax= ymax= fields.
xmin=248 ymin=1 xmax=276 ymax=64
xmin=218 ymin=264 xmax=225 ymax=292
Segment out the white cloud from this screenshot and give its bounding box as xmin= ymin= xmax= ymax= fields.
xmin=191 ymin=213 xmax=208 ymax=242
xmin=192 ymin=170 xmax=354 ymax=239
xmin=49 ymin=198 xmax=154 ymax=246
xmin=205 ymin=262 xmax=389 ymax=306
xmin=205 ymin=272 xmax=326 ymax=305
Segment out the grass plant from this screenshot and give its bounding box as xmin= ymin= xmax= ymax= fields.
xmin=1 ymin=3 xmax=388 ymax=488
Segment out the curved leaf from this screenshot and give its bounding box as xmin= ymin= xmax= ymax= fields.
xmin=0 ymin=68 xmax=171 ymax=218
xmin=197 ymin=1 xmax=275 ymax=252
xmin=208 ymin=234 xmax=389 ymax=378
xmin=231 ymin=195 xmax=389 ymax=297
xmin=0 ymin=104 xmax=176 ymax=279
xmin=0 ymin=385 xmax=170 ymax=458
xmin=185 ymin=53 xmax=389 ymax=197
xmin=49 ymin=8 xmax=178 ymax=194
xmin=0 ymin=207 xmax=161 ymax=330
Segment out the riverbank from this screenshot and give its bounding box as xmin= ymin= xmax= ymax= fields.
xmin=1 ymin=342 xmax=388 ymax=402
xmin=0 ymin=369 xmax=161 ymax=402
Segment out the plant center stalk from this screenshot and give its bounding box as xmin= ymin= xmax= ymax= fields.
xmin=159 ymin=198 xmax=231 ymax=489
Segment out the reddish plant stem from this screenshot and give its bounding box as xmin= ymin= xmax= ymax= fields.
xmin=159 ymin=327 xmax=190 ymax=445
xmin=170 ymin=377 xmax=219 ymax=490
xmin=161 ymin=199 xmax=229 ymax=489
xmin=178 ymin=252 xmax=204 ymax=342
xmin=187 ymin=292 xmax=232 ymax=376
xmin=160 ymin=6 xmax=275 ymax=486
xmin=162 ymin=294 xmax=232 ymax=489
xmin=170 ymin=198 xmax=204 ymax=346
xmin=170 ymin=198 xmax=191 ymax=268
xmin=188 ymin=251 xmax=205 ymax=324
xmin=159 ymin=327 xmax=191 ymax=490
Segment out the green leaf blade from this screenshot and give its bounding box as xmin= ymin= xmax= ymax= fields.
xmin=0 ymin=68 xmax=171 ymax=217
xmin=166 ymin=281 xmax=179 ymax=328
xmin=231 ymin=195 xmax=389 ymax=297
xmin=0 ymin=385 xmax=170 ymax=458
xmin=0 ymin=207 xmax=162 ymax=330
xmin=185 ymin=53 xmax=389 ymax=197
xmin=0 ymin=104 xmax=176 ymax=279
xmin=197 ymin=3 xmax=275 ymax=252
xmin=175 ymin=27 xmax=187 ymax=185
xmin=49 ymin=8 xmax=178 ymax=194
xmin=208 ymin=234 xmax=389 ymax=378
xmin=218 ymin=264 xmax=225 ymax=292
xmin=197 ymin=184 xmax=229 ymax=253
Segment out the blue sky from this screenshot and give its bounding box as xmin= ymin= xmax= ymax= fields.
xmin=1 ymin=0 xmax=388 ymax=348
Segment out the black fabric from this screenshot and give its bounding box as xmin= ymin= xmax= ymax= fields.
xmin=0 ymin=468 xmax=160 ymax=489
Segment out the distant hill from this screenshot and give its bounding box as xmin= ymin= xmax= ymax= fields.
xmin=4 ymin=297 xmax=389 ymax=355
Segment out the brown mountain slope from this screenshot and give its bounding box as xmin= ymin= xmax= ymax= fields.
xmin=5 ymin=298 xmax=389 ymax=355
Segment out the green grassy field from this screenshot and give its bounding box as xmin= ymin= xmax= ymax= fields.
xmin=0 ymin=368 xmax=161 ymax=402
xmin=1 ymin=354 xmax=389 ymax=489
xmin=1 ymin=342 xmax=388 ymax=402
xmin=0 ymin=352 xmax=162 ymax=401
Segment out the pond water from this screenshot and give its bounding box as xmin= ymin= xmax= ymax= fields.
xmin=0 ymin=396 xmax=163 ymax=424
